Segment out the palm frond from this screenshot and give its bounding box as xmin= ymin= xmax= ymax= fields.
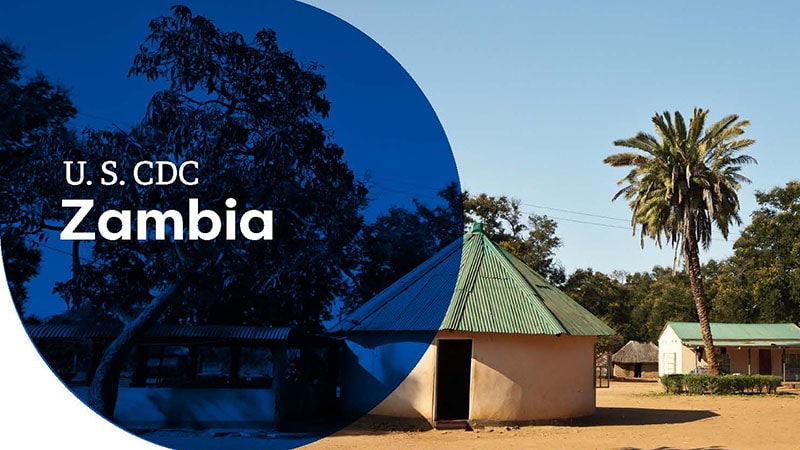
xmin=604 ymin=108 xmax=756 ymax=255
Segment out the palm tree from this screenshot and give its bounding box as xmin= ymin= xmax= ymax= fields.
xmin=604 ymin=108 xmax=756 ymax=375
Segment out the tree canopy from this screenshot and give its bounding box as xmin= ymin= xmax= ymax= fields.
xmin=0 ymin=6 xmax=373 ymax=418
xmin=344 ymin=183 xmax=462 ymax=311
xmin=54 ymin=5 xmax=369 ymax=329
xmin=712 ymin=181 xmax=800 ymax=323
xmin=0 ymin=41 xmax=77 ymax=316
xmin=463 ymin=192 xmax=565 ymax=285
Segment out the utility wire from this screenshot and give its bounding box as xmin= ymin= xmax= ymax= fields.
xmin=24 ymin=236 xmax=96 ymax=265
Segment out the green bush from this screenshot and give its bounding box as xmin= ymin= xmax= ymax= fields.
xmin=660 ymin=374 xmax=783 ymax=395
xmin=660 ymin=374 xmax=684 ymax=394
xmin=685 ymin=374 xmax=709 ymax=394
xmin=711 ymin=375 xmax=734 ymax=394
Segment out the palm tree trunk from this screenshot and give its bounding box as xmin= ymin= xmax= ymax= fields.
xmin=683 ymin=223 xmax=720 ymax=376
xmin=87 ymin=282 xmax=181 ymax=419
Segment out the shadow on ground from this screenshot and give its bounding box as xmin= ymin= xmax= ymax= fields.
xmin=573 ymin=407 xmax=718 ymax=426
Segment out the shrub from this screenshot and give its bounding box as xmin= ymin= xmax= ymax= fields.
xmin=660 ymin=374 xmax=684 ymax=394
xmin=660 ymin=374 xmax=783 ymax=395
xmin=685 ymin=374 xmax=709 ymax=394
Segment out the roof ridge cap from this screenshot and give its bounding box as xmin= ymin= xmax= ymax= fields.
xmin=440 ymin=232 xmax=486 ymax=331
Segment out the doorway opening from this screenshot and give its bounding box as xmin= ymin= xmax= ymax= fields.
xmin=759 ymin=349 xmax=772 ymax=375
xmin=435 ymin=339 xmax=472 ymax=421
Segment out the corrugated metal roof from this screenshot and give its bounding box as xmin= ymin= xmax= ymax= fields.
xmin=333 ymin=237 xmax=461 ymax=332
xmin=332 ymin=223 xmax=615 ymax=336
xmin=665 ymin=322 xmax=800 ymax=347
xmin=26 ymin=324 xmax=293 ymax=342
xmin=681 ymin=340 xmax=800 ymax=348
xmin=503 ymin=249 xmax=616 ymax=336
xmin=25 ymin=324 xmax=121 ymax=339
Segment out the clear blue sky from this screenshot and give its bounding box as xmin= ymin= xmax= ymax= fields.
xmin=305 ymin=0 xmax=800 ymax=275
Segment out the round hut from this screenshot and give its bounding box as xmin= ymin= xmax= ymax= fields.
xmin=332 ymin=223 xmax=615 ymax=427
xmin=611 ymin=340 xmax=659 ymax=379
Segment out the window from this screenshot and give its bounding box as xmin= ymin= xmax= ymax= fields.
xmin=786 ymin=353 xmax=800 ymax=381
xmin=716 ymin=351 xmax=731 ymax=375
xmin=662 ymin=352 xmax=676 ymax=374
xmin=125 ymin=345 xmax=274 ymax=388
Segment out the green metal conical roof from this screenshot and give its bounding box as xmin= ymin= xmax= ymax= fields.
xmin=331 ymin=224 xmax=615 ymax=336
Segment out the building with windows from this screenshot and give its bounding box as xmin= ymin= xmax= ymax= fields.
xmin=332 ymin=223 xmax=615 ymax=428
xmin=658 ymin=322 xmax=800 ymax=380
xmin=26 ymin=323 xmax=336 ymax=429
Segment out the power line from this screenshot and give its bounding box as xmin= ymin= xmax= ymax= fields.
xmin=520 ymin=202 xmax=629 ymax=223
xmin=24 ymin=236 xmax=96 ymax=265
xmin=531 ymin=214 xmax=631 ymax=230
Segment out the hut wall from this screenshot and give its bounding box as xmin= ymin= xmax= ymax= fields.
xmin=641 ymin=363 xmax=659 ymax=379
xmin=612 ymin=362 xmax=658 ymax=379
xmin=467 ymin=332 xmax=596 ymax=421
xmin=361 ymin=331 xmax=597 ymax=423
xmin=339 ymin=331 xmax=436 ymax=420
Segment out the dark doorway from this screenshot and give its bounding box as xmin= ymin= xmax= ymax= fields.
xmin=634 ymin=363 xmax=642 ymax=378
xmin=759 ymin=349 xmax=772 ymax=375
xmin=435 ymin=339 xmax=472 ymax=421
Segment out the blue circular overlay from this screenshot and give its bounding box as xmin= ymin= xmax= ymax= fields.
xmin=0 ymin=1 xmax=461 ymax=448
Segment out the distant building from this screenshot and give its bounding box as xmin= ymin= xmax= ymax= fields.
xmin=611 ymin=341 xmax=658 ymax=379
xmin=332 ymin=223 xmax=615 ymax=428
xmin=658 ymin=322 xmax=800 ymax=380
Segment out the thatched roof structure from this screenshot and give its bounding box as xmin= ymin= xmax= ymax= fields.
xmin=611 ymin=340 xmax=658 ymax=364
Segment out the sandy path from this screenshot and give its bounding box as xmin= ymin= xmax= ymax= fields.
xmin=305 ymin=382 xmax=800 ymax=450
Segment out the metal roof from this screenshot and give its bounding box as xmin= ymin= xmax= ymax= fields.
xmin=332 ymin=223 xmax=615 ymax=336
xmin=26 ymin=324 xmax=294 ymax=343
xmin=665 ymin=322 xmax=800 ymax=347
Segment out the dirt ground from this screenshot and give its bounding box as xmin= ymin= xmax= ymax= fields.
xmin=305 ymin=381 xmax=800 ymax=450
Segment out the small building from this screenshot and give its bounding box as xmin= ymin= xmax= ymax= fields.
xmin=611 ymin=341 xmax=658 ymax=379
xmin=332 ymin=223 xmax=615 ymax=427
xmin=658 ymin=322 xmax=800 ymax=380
xmin=26 ymin=323 xmax=337 ymax=430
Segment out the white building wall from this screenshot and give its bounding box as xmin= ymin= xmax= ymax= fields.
xmin=658 ymin=325 xmax=691 ymax=377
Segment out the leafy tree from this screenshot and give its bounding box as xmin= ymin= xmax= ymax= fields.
xmin=713 ymin=181 xmax=800 ymax=323
xmin=708 ymin=258 xmax=758 ymax=323
xmin=639 ymin=266 xmax=697 ymax=342
xmin=563 ymin=268 xmax=630 ymax=353
xmin=13 ymin=6 xmax=369 ymax=419
xmin=345 ymin=182 xmax=462 ymax=311
xmin=0 ymin=41 xmax=77 ymax=316
xmin=604 ymin=108 xmax=756 ymax=374
xmin=463 ymin=192 xmax=565 ymax=285
xmin=621 ymin=270 xmax=657 ymax=342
